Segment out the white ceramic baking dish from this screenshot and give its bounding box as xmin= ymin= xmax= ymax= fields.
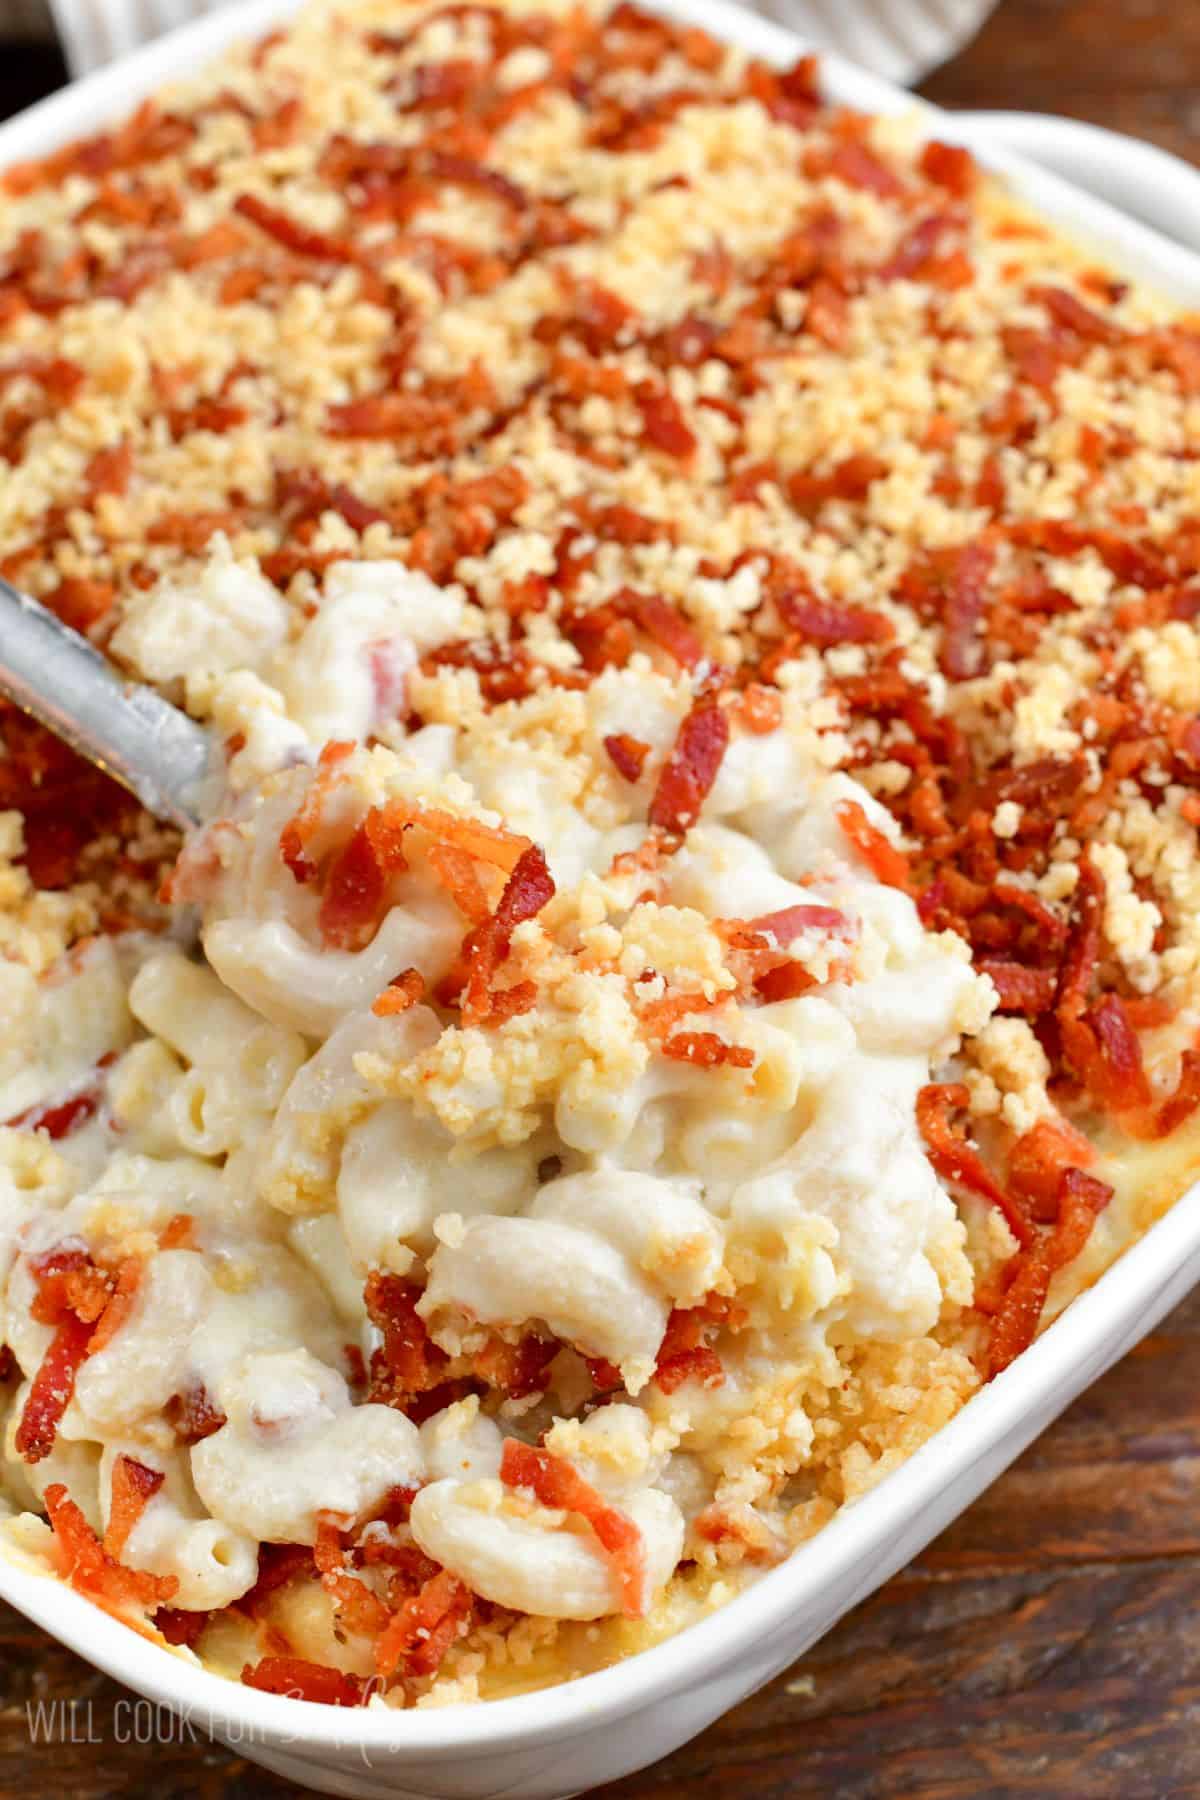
xmin=5 ymin=6 xmax=1200 ymax=1795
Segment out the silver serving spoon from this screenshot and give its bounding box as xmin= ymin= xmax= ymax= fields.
xmin=0 ymin=575 xmax=213 ymax=830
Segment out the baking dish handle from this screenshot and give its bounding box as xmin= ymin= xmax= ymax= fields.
xmin=954 ymin=110 xmax=1200 ymax=257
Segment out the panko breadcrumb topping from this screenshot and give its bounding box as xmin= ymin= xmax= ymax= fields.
xmin=4 ymin=0 xmax=1200 ymax=1716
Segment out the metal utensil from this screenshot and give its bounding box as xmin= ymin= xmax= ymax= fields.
xmin=0 ymin=574 xmax=212 ymax=829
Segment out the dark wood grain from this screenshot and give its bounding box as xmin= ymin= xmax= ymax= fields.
xmin=3 ymin=2 xmax=1200 ymax=1793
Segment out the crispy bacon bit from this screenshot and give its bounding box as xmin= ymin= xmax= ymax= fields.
xmin=634 ymin=380 xmax=696 ymax=458
xmin=326 ymin=390 xmax=459 ymax=446
xmin=736 ymin=683 xmax=783 ymax=734
xmin=16 ymin=1246 xmax=142 ymax=1460
xmin=88 ymin=1257 xmax=142 ymax=1353
xmin=474 ymin=1332 xmax=558 ymax=1399
xmin=604 ymin=733 xmax=651 ymax=782
xmin=103 ymin=1456 xmax=165 ymax=1559
xmin=14 ymin=1313 xmax=92 ymax=1462
xmin=920 ymin=140 xmax=975 ymax=196
xmin=787 ymin=453 xmax=885 ymax=516
xmin=753 ymin=962 xmax=819 ymax=1003
xmin=373 ymin=967 xmax=426 ymax=1017
xmin=154 ymin=1606 xmax=211 ymax=1648
xmin=459 ymin=843 xmax=555 ymax=1025
xmin=1082 ymin=992 xmax=1153 ymax=1110
xmin=1007 ymin=1118 xmax=1095 ymax=1220
xmin=749 ymin=903 xmax=848 ymax=943
xmin=375 ymin=1569 xmax=473 ymax=1677
xmin=654 ymin=1292 xmax=740 ymax=1394
xmin=44 ymin=1482 xmax=177 ymax=1611
xmin=917 ymin=1083 xmax=1032 ymax=1246
xmin=648 ymin=697 xmax=729 ymax=836
xmin=234 ymin=193 xmax=357 ymax=262
xmin=318 ymin=820 xmax=388 ymax=950
xmin=237 ymin=1543 xmax=318 ymax=1619
xmin=834 ymin=799 xmax=910 ymax=891
xmin=879 ymin=213 xmax=959 ymax=282
xmin=241 ymin=1656 xmax=366 ymax=1706
xmin=314 ymin=1513 xmax=392 ymax=1637
xmin=661 ymin=1031 xmax=755 ymax=1069
xmin=774 ymin=579 xmax=892 ymax=646
xmin=82 ymin=442 xmax=132 ymax=502
xmin=825 ymin=140 xmax=904 ymax=199
xmin=279 ymin=740 xmax=356 ymax=880
xmin=615 ymin=589 xmax=704 ymax=668
xmin=365 ymin=1271 xmax=449 ymax=1412
xmin=939 ymin=540 xmax=996 ymax=679
xmin=500 ymin=1440 xmax=646 ymax=1617
xmin=426 ymin=843 xmax=491 ymax=921
xmin=977 ymin=958 xmax=1057 ymax=1016
xmin=1032 ymin=283 xmax=1121 ymax=344
xmin=987 ymin=1168 xmax=1113 ymax=1376
xmin=167 ymin=1382 xmax=226 ymax=1444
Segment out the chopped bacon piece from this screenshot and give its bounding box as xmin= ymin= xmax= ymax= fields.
xmin=987 ymin=1168 xmax=1113 ymax=1376
xmin=474 ymin=1332 xmax=558 ymax=1399
xmin=88 ymin=1257 xmax=142 ymax=1353
xmin=314 ymin=1513 xmax=392 ymax=1637
xmin=633 ymin=380 xmax=696 ymax=459
xmin=373 ymin=968 xmax=426 ymax=1017
xmin=920 ymin=140 xmax=975 ymax=196
xmin=787 ymin=453 xmax=886 ymax=515
xmin=238 ymin=1543 xmax=318 ymax=1618
xmin=1007 ymin=1118 xmax=1095 ymax=1221
xmin=753 ymin=962 xmax=819 ymax=1002
xmin=103 ymin=1456 xmax=164 ymax=1559
xmin=616 ymin=589 xmax=703 ymax=668
xmin=826 ymin=140 xmax=904 ymax=199
xmin=168 ymin=1382 xmax=226 ymax=1444
xmin=426 ymin=843 xmax=491 ymax=921
xmin=234 ymin=193 xmax=357 ymax=262
xmin=82 ymin=442 xmax=132 ymax=502
xmin=749 ymin=903 xmax=848 ymax=943
xmin=44 ymin=1483 xmax=177 ymax=1611
xmin=879 ymin=213 xmax=959 ymax=282
xmin=241 ymin=1656 xmax=366 ymax=1706
xmin=775 ymin=587 xmax=892 ymax=646
xmin=661 ymin=1031 xmax=755 ymax=1069
xmin=917 ymin=1082 xmax=1032 ymax=1246
xmin=154 ymin=1606 xmax=211 ymax=1648
xmin=375 ymin=1569 xmax=472 ymax=1677
xmin=977 ymin=958 xmax=1057 ymax=1016
xmin=500 ymin=1440 xmax=646 ymax=1617
xmin=279 ymin=740 xmax=356 ymax=880
xmin=1031 ymin=283 xmax=1121 ymax=344
xmin=604 ymin=733 xmax=651 ymax=782
xmin=939 ymin=540 xmax=995 ymax=679
xmin=14 ymin=1313 xmax=92 ymax=1462
xmin=458 ymin=843 xmax=555 ymax=1025
xmin=834 ymin=799 xmax=910 ymax=891
xmin=648 ymin=698 xmax=729 ymax=836
xmin=654 ymin=1294 xmax=737 ymax=1394
xmin=1075 ymin=993 xmax=1153 ymax=1110
xmin=365 ymin=1271 xmax=449 ymax=1409
xmin=318 ymin=820 xmax=388 ymax=950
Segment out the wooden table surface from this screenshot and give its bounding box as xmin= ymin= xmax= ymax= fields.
xmin=3 ymin=0 xmax=1200 ymax=1793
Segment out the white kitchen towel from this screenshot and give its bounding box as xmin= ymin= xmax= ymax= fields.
xmin=1 ymin=0 xmax=996 ymax=86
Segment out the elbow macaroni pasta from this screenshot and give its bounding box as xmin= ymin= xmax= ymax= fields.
xmin=5 ymin=0 xmax=1200 ymax=1714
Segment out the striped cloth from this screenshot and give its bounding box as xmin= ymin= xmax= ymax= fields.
xmin=2 ymin=0 xmax=995 ymax=86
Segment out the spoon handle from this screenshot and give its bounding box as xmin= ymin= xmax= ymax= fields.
xmin=0 ymin=576 xmax=212 ymax=830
